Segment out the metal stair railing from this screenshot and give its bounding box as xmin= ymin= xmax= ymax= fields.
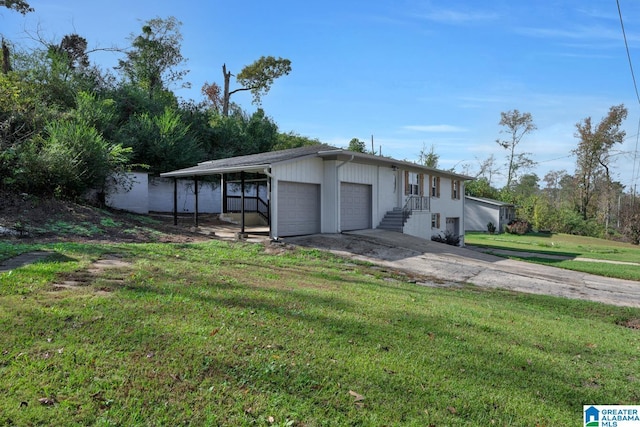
xmin=402 ymin=196 xmax=430 ymax=223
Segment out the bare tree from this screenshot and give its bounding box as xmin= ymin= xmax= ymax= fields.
xmin=496 ymin=110 xmax=536 ymax=189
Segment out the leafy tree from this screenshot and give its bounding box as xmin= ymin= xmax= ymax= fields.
xmin=348 ymin=138 xmax=366 ymax=153
xmin=0 ymin=0 xmax=33 ymax=14
xmin=573 ymin=104 xmax=627 ymax=220
xmin=204 ymin=108 xmax=280 ymax=160
xmin=465 ymin=177 xmax=499 ymax=199
xmin=512 ymin=173 xmax=539 ymax=199
xmin=418 ymin=143 xmax=439 ymax=168
xmin=496 ymin=110 xmax=536 ymax=189
xmin=204 ymin=56 xmax=291 ymax=116
xmin=508 ymin=174 xmax=540 ymax=224
xmin=117 ymin=17 xmax=188 ymax=99
xmin=235 ymin=56 xmax=291 ymax=107
xmin=49 ymin=34 xmax=90 ymax=70
xmin=272 ymin=131 xmax=320 ymax=151
xmin=118 ymin=107 xmax=202 ymax=174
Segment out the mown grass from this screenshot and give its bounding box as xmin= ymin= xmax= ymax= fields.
xmin=1 ymin=240 xmax=639 ymax=426
xmin=465 ymin=232 xmax=640 ymax=281
xmin=504 ymin=256 xmax=640 ymax=282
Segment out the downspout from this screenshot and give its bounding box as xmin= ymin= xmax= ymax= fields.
xmin=263 ymin=167 xmax=274 ymax=239
xmin=460 ymin=181 xmax=466 ymax=247
xmin=336 ymin=155 xmax=354 ymax=233
xmin=240 ymin=171 xmax=245 ymax=235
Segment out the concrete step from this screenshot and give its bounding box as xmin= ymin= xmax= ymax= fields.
xmin=377 ymin=209 xmax=409 ymax=232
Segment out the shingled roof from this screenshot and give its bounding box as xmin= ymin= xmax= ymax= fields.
xmin=160 ymin=143 xmax=474 ymax=180
xmin=160 ymin=144 xmax=339 ymax=177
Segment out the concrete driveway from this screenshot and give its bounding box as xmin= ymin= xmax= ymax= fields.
xmin=285 ymin=229 xmax=640 ymax=308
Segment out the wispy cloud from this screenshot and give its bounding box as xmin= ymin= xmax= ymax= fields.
xmin=516 ymin=24 xmax=635 ymax=42
xmin=403 ymin=125 xmax=467 ymax=133
xmin=412 ymin=8 xmax=499 ymax=25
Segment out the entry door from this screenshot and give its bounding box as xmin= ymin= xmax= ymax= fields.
xmin=446 ymin=217 xmax=459 ymax=235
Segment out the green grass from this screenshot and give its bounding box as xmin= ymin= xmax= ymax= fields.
xmin=505 ymin=256 xmax=640 ymax=281
xmin=1 ymin=240 xmax=639 ymax=426
xmin=466 ymin=232 xmax=640 ymax=280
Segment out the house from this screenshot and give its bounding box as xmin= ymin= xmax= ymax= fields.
xmin=584 ymin=406 xmax=599 ymax=426
xmin=160 ymin=144 xmax=472 ymax=243
xmin=464 ymin=195 xmax=516 ymax=233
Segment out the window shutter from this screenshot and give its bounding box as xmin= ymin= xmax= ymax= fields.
xmin=404 ymin=170 xmax=409 ymax=195
xmin=436 ymin=177 xmax=441 ymax=198
xmin=437 ymin=213 xmax=441 ymax=228
xmin=451 ymin=180 xmax=454 ymax=199
xmin=419 ymin=174 xmax=424 ymax=196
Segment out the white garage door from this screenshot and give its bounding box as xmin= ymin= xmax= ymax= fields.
xmin=277 ymin=181 xmax=321 ymax=237
xmin=341 ymin=182 xmax=372 ymax=231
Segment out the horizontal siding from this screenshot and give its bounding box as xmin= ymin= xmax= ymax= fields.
xmin=464 ymin=200 xmax=499 ymax=232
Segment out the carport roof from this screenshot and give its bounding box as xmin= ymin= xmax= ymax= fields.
xmin=160 ymin=144 xmax=474 ymax=180
xmin=466 ymin=196 xmax=515 ymax=207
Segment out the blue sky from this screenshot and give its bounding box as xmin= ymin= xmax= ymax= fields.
xmin=3 ymin=0 xmax=640 ymax=189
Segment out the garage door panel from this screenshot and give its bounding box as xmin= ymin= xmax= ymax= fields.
xmin=341 ymin=183 xmax=371 ymax=231
xmin=278 ymin=182 xmax=320 ymax=236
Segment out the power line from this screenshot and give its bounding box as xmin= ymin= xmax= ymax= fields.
xmin=616 ymin=0 xmax=640 ymax=105
xmin=616 ymin=0 xmax=640 ymax=196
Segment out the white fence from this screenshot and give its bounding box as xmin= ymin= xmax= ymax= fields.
xmin=105 ymin=172 xmax=266 ymax=215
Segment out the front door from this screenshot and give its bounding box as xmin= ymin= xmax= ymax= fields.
xmin=446 ymin=217 xmax=459 ymax=236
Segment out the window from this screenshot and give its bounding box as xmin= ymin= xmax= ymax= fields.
xmin=431 ymin=213 xmax=440 ymax=229
xmin=405 ymin=171 xmax=423 ymax=195
xmin=430 ymin=176 xmax=440 ymax=198
xmin=451 ymin=180 xmax=460 ymax=200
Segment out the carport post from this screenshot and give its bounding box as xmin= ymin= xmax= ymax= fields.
xmin=173 ymin=178 xmax=178 ymax=226
xmin=194 ymin=175 xmax=199 ymax=227
xmin=240 ymin=171 xmax=245 ymax=234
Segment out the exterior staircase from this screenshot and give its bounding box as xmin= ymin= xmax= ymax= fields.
xmin=377 ymin=208 xmax=408 ymax=232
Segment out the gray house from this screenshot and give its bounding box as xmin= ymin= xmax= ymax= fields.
xmin=464 ymin=196 xmax=516 ymax=233
xmin=161 ymin=144 xmax=473 ymax=242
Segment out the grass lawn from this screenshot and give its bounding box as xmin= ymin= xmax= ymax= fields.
xmin=1 ymin=240 xmax=639 ymax=426
xmin=465 ymin=232 xmax=640 ymax=281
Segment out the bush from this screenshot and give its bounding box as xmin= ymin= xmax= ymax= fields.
xmin=505 ymin=219 xmax=531 ymax=235
xmin=487 ymin=222 xmax=496 ymax=234
xmin=431 ymin=231 xmax=461 ymax=246
xmin=15 ymin=120 xmax=130 ymax=198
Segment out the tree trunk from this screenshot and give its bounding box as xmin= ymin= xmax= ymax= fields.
xmin=222 ymin=63 xmax=231 ymax=117
xmin=2 ymin=39 xmax=12 ymax=74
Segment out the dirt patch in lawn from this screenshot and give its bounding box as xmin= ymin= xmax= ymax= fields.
xmin=0 ymin=190 xmax=224 ymax=244
xmin=50 ymin=254 xmax=133 ymax=294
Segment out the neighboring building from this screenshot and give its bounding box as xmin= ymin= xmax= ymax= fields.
xmin=464 ymin=195 xmax=516 ymax=234
xmin=161 ymin=144 xmax=473 ymax=243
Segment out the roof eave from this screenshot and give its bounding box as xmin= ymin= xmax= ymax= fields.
xmin=318 ymin=149 xmax=475 ymax=180
xmin=160 ymin=164 xmax=270 ymax=178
